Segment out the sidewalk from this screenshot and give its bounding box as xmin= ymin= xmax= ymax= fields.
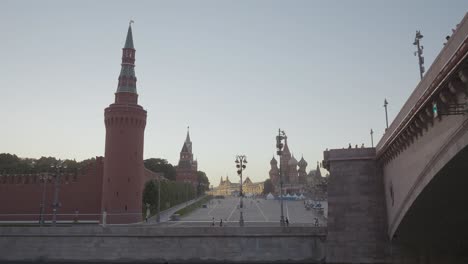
xmin=146 ymin=196 xmax=206 ymax=224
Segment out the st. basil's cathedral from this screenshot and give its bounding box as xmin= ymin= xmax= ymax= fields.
xmin=269 ymin=136 xmax=309 ymax=194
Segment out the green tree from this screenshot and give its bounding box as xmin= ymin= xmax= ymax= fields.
xmin=142 ymin=179 xmax=197 ymax=218
xmin=142 ymin=180 xmax=158 ymax=217
xmin=35 ymin=156 xmax=59 ymax=172
xmin=0 ymin=153 xmax=21 ymax=173
xmin=263 ymin=179 xmax=274 ymax=195
xmin=144 ymin=158 xmax=176 ymax=181
xmin=196 ymin=171 xmax=210 ymax=196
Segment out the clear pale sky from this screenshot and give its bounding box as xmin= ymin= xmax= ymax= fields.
xmin=1 ymin=1 xmax=467 ymax=186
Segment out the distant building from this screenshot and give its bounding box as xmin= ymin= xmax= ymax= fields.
xmin=269 ymin=136 xmax=308 ymax=194
xmin=175 ymin=128 xmax=198 ymax=186
xmin=242 ymin=177 xmax=264 ymax=195
xmin=211 ymin=175 xmax=263 ymax=196
xmin=306 ymin=162 xmax=328 ymax=199
xmin=212 ymin=175 xmax=239 ymax=196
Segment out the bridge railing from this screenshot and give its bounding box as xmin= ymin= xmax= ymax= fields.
xmin=376 ymin=13 xmax=468 ymax=154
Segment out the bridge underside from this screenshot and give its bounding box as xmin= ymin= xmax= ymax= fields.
xmin=394 ymin=144 xmax=468 ymax=257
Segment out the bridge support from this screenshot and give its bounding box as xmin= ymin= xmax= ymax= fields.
xmin=323 ymin=148 xmax=389 ymax=263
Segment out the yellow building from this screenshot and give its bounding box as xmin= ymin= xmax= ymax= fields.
xmin=210 ymin=176 xmax=264 ymax=196
xmin=242 ymin=177 xmax=264 ymax=195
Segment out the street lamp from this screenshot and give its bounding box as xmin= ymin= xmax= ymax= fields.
xmin=39 ymin=173 xmax=52 ymax=226
xmin=51 ymin=160 xmax=67 ymax=227
xmin=235 ymin=155 xmax=247 ymax=227
xmin=276 ymin=129 xmax=286 ymax=227
xmin=413 ymin=30 xmax=425 ymax=80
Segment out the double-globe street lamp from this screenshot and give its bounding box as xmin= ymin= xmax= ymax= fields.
xmin=51 ymin=161 xmax=67 ymax=227
xmin=39 ymin=173 xmax=52 ymax=226
xmin=235 ymin=155 xmax=247 ymax=227
xmin=39 ymin=161 xmax=67 ymax=226
xmin=276 ymin=129 xmax=286 ymax=227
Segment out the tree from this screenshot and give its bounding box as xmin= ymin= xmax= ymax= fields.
xmin=196 ymin=171 xmax=210 ymax=196
xmin=263 ymin=179 xmax=274 ymax=195
xmin=142 ymin=180 xmax=158 ymax=217
xmin=0 ymin=153 xmax=97 ymax=174
xmin=144 ymin=158 xmax=176 ymax=181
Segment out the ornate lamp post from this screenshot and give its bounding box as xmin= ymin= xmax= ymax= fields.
xmin=276 ymin=129 xmax=286 ymax=227
xmin=235 ymin=155 xmax=247 ymax=227
xmin=39 ymin=173 xmax=52 ymax=226
xmin=51 ymin=160 xmax=67 ymax=227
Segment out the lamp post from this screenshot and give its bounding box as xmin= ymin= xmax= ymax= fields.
xmin=384 ymin=99 xmax=389 ymax=130
xmin=276 ymin=129 xmax=286 ymax=227
xmin=39 ymin=173 xmax=52 ymax=226
xmin=235 ymin=155 xmax=247 ymax=227
xmin=51 ymin=160 xmax=66 ymax=227
xmin=413 ymin=30 xmax=425 ymax=80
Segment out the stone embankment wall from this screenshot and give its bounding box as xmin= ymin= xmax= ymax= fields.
xmin=0 ymin=226 xmax=326 ymax=263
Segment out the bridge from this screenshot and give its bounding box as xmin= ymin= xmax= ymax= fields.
xmin=323 ymin=12 xmax=468 ymax=263
xmin=377 ymin=12 xmax=468 ymax=242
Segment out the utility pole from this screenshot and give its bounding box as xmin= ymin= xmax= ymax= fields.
xmin=384 ymin=99 xmax=389 ymax=130
xmin=413 ymin=30 xmax=425 ymax=80
xmin=370 ymin=129 xmax=374 ymax=148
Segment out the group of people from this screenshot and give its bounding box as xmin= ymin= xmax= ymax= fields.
xmin=348 ymin=143 xmax=365 ymax=149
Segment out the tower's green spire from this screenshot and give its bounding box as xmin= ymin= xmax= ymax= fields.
xmin=116 ymin=21 xmax=137 ymax=94
xmin=124 ymin=21 xmax=134 ymax=49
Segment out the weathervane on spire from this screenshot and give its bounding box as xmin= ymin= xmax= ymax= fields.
xmin=129 ymin=20 xmax=134 ymax=26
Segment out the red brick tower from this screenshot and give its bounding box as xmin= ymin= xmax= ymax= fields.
xmin=102 ymin=22 xmax=147 ymax=224
xmin=175 ymin=127 xmax=198 ymax=185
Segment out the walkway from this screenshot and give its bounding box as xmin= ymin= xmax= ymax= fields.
xmin=146 ymin=195 xmax=206 ymax=224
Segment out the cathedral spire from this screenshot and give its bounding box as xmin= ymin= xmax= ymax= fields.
xmin=316 ymin=161 xmax=322 ymax=177
xmin=116 ymin=21 xmax=137 ymax=94
xmin=283 ymin=136 xmax=290 ymax=155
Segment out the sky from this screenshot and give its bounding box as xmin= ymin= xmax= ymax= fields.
xmin=1 ymin=1 xmax=467 ymax=186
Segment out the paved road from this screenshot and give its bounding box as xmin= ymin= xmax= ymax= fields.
xmin=145 ymin=196 xmax=206 ymax=224
xmin=160 ymin=197 xmax=326 ymax=227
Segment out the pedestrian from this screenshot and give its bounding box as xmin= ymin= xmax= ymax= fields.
xmin=211 ymin=217 xmax=215 ymax=227
xmin=314 ymin=217 xmax=319 ymax=227
xmin=285 ymin=217 xmax=289 ymax=227
xmin=220 ymin=219 xmax=223 ymax=227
